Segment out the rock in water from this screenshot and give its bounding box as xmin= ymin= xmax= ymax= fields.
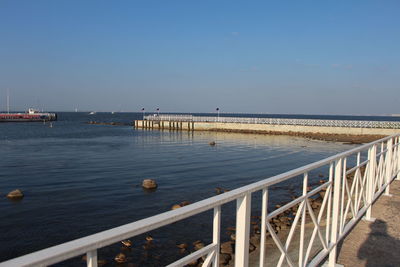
xmin=142 ymin=179 xmax=158 ymax=189
xmin=176 ymin=243 xmax=188 ymax=249
xmin=219 ymin=253 xmax=232 ymax=265
xmin=114 ymin=253 xmax=127 ymax=263
xmin=209 ymin=141 xmax=216 ymax=146
xmin=171 ymin=204 xmax=181 ymax=210
xmin=6 ymin=189 xmax=24 ymax=200
xmin=121 ymin=240 xmax=132 ymax=247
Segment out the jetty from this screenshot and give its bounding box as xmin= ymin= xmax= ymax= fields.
xmin=134 ymin=115 xmax=400 ymax=143
xmin=1 ymin=132 xmax=400 ymax=267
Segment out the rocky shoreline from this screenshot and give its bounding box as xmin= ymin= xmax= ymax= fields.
xmin=207 ymin=128 xmax=386 ymax=144
xmin=87 ymin=121 xmax=133 ymax=126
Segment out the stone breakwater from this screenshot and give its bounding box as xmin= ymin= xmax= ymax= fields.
xmin=134 ymin=119 xmax=398 ymax=143
xmin=87 ymin=121 xmax=133 ymax=126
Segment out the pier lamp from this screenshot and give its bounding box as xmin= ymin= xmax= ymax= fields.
xmin=216 ymin=107 xmax=220 ymax=122
xmin=156 ymin=108 xmax=160 ymax=116
xmin=141 ymin=108 xmax=145 ymax=119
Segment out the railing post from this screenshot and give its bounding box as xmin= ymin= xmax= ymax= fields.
xmin=329 ymin=158 xmax=342 ymax=267
xmin=213 ymin=206 xmax=221 ymax=267
xmin=86 ymin=250 xmax=97 ymax=267
xmin=259 ymin=188 xmax=268 ymax=267
xmin=397 ymin=137 xmax=400 ymax=180
xmin=365 ymin=145 xmax=377 ymax=221
xmin=235 ymin=193 xmax=251 ymax=267
xmin=385 ymin=138 xmax=393 ymax=196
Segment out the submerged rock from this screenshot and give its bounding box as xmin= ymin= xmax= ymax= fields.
xmin=114 ymin=253 xmax=127 ymax=263
xmin=176 ymin=243 xmax=188 ymax=249
xmin=219 ymin=253 xmax=232 ymax=265
xmin=142 ymin=179 xmax=158 ymax=190
xmin=220 ymin=241 xmax=234 ymax=254
xmin=180 ymin=201 xmax=191 ymax=206
xmin=97 ymin=259 xmax=107 ymax=266
xmin=194 ymin=241 xmax=205 ymax=251
xmin=215 ymin=187 xmax=230 ymax=194
xmin=121 ymin=240 xmax=132 ymax=247
xmin=6 ymin=189 xmax=24 ymax=200
xmin=171 ymin=201 xmax=191 ymax=210
xmin=171 ymin=204 xmax=181 ymax=210
xmin=209 ymin=141 xmax=216 ymax=146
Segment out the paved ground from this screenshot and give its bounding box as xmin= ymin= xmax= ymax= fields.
xmin=337 ymin=179 xmax=400 ymax=267
xmin=247 ymin=179 xmax=400 ymax=267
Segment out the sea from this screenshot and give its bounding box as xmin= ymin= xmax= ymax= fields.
xmin=1 ymin=112 xmax=399 ymax=266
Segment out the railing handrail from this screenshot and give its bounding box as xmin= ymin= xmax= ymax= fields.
xmin=143 ymin=115 xmax=400 ymax=129
xmin=1 ymin=133 xmax=399 ymax=267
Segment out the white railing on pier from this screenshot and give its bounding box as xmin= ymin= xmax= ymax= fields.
xmin=144 ymin=115 xmax=400 ymax=129
xmin=1 ymin=134 xmax=400 ymax=267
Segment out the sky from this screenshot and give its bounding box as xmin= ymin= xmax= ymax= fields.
xmin=0 ymin=0 xmax=399 ymax=115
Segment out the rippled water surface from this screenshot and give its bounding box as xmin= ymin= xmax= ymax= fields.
xmin=1 ymin=112 xmax=390 ymax=265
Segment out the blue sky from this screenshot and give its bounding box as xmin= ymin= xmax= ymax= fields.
xmin=0 ymin=1 xmax=399 ymax=114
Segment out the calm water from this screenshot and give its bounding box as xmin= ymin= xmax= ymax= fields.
xmin=0 ymin=112 xmax=397 ymax=265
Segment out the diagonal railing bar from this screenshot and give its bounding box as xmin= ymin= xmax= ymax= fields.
xmin=346 ymin=159 xmax=369 ymax=175
xmin=341 ymin=170 xmax=357 ymax=228
xmin=276 ymin=201 xmax=305 ymax=267
xmin=353 ymin=167 xmax=360 ymax=214
xmin=267 ymin=182 xmax=330 ymax=220
xmin=305 ymin=199 xmax=328 ymax=251
xmin=358 ymin=164 xmax=369 ymax=210
xmin=166 ymin=244 xmax=217 ymax=267
xmin=266 ymin=221 xmax=295 ymax=267
xmin=201 ymin=250 xmax=216 ymax=267
xmin=377 ymin=153 xmax=386 ymax=190
xmin=375 ymin=153 xmax=386 ymax=193
xmin=303 ymin=187 xmax=331 ymax=265
xmin=347 ymin=171 xmax=357 ymax=219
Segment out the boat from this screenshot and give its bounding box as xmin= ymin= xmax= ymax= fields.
xmin=0 ymin=108 xmax=57 ymax=122
xmin=89 ymin=111 xmax=96 ymax=115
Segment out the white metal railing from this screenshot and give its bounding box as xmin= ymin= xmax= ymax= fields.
xmin=144 ymin=115 xmax=400 ymax=129
xmin=1 ymin=134 xmax=400 ymax=267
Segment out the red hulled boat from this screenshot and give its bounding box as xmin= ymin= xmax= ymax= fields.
xmin=0 ymin=108 xmax=57 ymax=122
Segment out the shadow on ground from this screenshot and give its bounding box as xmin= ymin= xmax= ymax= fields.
xmin=355 ymin=219 xmax=400 ymax=267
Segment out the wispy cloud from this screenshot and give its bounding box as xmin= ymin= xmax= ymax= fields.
xmin=231 ymin=31 xmax=240 ymax=36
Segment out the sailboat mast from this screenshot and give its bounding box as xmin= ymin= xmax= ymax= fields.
xmin=7 ymin=88 xmax=10 ymax=114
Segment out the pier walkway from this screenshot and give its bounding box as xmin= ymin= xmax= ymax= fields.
xmin=336 ymin=179 xmax=400 ymax=266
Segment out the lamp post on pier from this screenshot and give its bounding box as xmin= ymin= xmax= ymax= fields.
xmin=141 ymin=108 xmax=145 ymax=119
xmin=156 ymin=108 xmax=160 ymax=116
xmin=216 ymin=107 xmax=220 ymax=122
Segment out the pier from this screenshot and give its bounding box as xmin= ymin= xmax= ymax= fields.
xmin=134 ymin=115 xmax=195 ymax=131
xmin=135 ymin=115 xmax=400 ymax=138
xmin=1 ymin=134 xmax=399 ymax=267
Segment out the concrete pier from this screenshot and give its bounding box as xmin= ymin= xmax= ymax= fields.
xmin=134 ymin=118 xmax=400 ymax=137
xmin=135 ymin=119 xmax=195 ymax=131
